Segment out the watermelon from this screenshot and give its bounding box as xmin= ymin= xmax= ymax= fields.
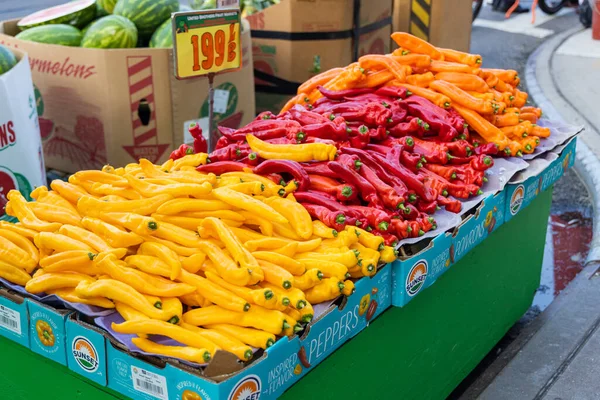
xmin=150 ymin=19 xmax=173 ymax=48
xmin=97 ymin=0 xmax=118 ymax=14
xmin=0 ymin=45 xmax=17 ymax=75
xmin=17 ymin=0 xmax=97 ymax=30
xmin=114 ymin=0 xmax=179 ymax=37
xmin=16 ymin=25 xmax=83 ymax=47
xmin=81 ymin=15 xmax=138 ymax=49
xmin=96 ymin=2 xmax=109 ymax=18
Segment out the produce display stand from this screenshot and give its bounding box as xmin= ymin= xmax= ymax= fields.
xmin=1 ymin=188 xmax=552 ymax=400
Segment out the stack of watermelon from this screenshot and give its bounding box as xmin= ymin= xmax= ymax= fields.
xmin=13 ymin=0 xmax=188 ymax=49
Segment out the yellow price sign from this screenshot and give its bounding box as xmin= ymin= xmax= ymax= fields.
xmin=172 ymin=9 xmax=241 ymax=79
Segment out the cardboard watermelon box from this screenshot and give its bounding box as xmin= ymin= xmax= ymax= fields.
xmin=247 ymin=0 xmax=393 ymax=113
xmin=0 ymin=18 xmax=255 ymax=173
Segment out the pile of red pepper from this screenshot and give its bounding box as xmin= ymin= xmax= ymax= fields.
xmin=175 ymin=86 xmax=497 ymax=246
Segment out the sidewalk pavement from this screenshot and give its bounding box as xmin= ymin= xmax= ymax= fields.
xmin=460 ymin=27 xmax=600 ymax=400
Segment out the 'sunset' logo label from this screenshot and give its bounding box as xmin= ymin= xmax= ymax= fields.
xmin=406 ymin=260 xmax=428 ymax=297
xmin=72 ymin=336 xmax=99 ymax=373
xmin=228 ymin=374 xmax=261 ymax=400
xmin=510 ymin=185 xmax=525 ymax=216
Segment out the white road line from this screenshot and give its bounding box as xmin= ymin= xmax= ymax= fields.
xmin=474 ymin=7 xmax=573 ymax=39
xmin=556 ymin=28 xmax=600 ymax=58
xmin=533 ymin=217 xmax=555 ymax=311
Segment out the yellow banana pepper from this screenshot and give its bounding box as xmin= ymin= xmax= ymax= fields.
xmin=81 ymin=217 xmax=144 ymax=248
xmin=264 ymin=197 xmax=313 ymax=239
xmin=35 ymin=232 xmax=93 ymax=253
xmin=246 ymin=134 xmax=337 ymax=162
xmin=221 ymin=172 xmax=283 ymax=192
xmin=131 ymin=337 xmax=211 ymax=364
xmin=124 ymin=175 xmax=212 ymax=198
xmin=98 ymin=255 xmax=195 ymax=297
xmin=28 ymin=202 xmax=82 ymax=227
xmin=74 ymin=170 xmax=128 ymax=187
xmin=0 ymin=222 xmax=37 ymax=239
xmin=341 ymin=280 xmax=355 ymax=296
xmin=205 ymin=324 xmax=276 ymax=349
xmin=230 ymin=227 xmax=266 ymax=243
xmin=177 ymin=269 xmax=251 ymax=313
xmin=171 ymin=153 xmax=210 ymax=170
xmin=351 ymin=243 xmax=381 ymax=277
xmin=156 ymin=199 xmax=232 ymax=215
xmin=33 ymin=187 xmax=80 ymax=216
xmin=261 ymin=283 xmax=308 ymax=310
xmin=312 ymin=220 xmax=338 ymax=239
xmin=273 ymin=242 xmax=298 ymax=258
xmin=77 ymin=194 xmax=172 ymax=216
xmin=295 ymin=250 xmax=357 ymax=268
xmin=26 ymin=272 xmax=94 ymax=294
xmin=141 ymin=235 xmax=201 ymax=257
xmin=48 ymin=288 xmax=115 ymax=308
xmin=293 ymin=268 xmax=323 ymax=291
xmin=180 ymin=253 xmax=207 ymax=274
xmin=319 ymin=231 xmax=359 ymax=250
xmin=179 ymin=210 xmax=244 ymax=221
xmin=76 ymin=279 xmax=177 ymax=321
xmin=50 ymin=180 xmax=90 ymax=204
xmin=195 ymin=239 xmax=257 ymax=287
xmin=0 ymin=229 xmax=38 ymax=267
xmin=304 ymin=278 xmax=345 ymax=304
xmin=181 ymin=322 xmax=252 ymax=361
xmin=212 ymin=187 xmax=287 ymax=224
xmin=380 ymin=246 xmax=397 ymax=263
xmin=272 ymin=221 xmax=302 ymax=240
xmin=236 ymin=211 xmax=273 ymax=236
xmin=115 ymin=301 xmax=149 ymax=321
xmin=252 ymin=251 xmax=306 ymax=275
xmin=0 ymin=260 xmax=31 ymax=285
xmin=138 ymin=242 xmax=182 ymax=280
xmin=6 ymin=190 xmax=62 ymax=232
xmin=183 ymin=305 xmax=292 ymax=336
xmin=256 ymin=260 xmax=293 ymax=290
xmin=301 ymin=259 xmax=349 ymax=280
xmin=179 ymin=292 xmax=208 ymax=308
xmin=59 ymin=225 xmax=112 ymax=253
xmin=205 ymin=271 xmax=274 ymax=309
xmin=112 ymin=319 xmax=220 ymax=354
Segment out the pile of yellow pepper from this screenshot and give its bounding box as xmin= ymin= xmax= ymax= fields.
xmin=0 ymin=153 xmax=395 ymax=364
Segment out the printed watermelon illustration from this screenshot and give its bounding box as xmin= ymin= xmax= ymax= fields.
xmin=0 ymin=167 xmax=32 ymax=219
xmin=39 ymin=118 xmax=54 ymax=141
xmin=34 ymin=85 xmax=44 ymax=116
xmin=254 ymin=59 xmax=276 ymax=86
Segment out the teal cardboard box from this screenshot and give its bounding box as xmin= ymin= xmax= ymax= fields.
xmin=66 ymin=313 xmax=108 ymax=386
xmin=104 ymin=265 xmax=392 ymax=399
xmin=27 ymin=299 xmax=72 ymax=366
xmin=391 ymin=231 xmax=453 ymax=307
xmin=450 ymin=191 xmax=506 ymax=265
xmin=0 ymin=287 xmax=29 ymax=347
xmin=505 ymin=138 xmax=576 ymax=222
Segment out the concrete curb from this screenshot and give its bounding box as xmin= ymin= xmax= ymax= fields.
xmin=525 ymin=26 xmax=600 ymax=264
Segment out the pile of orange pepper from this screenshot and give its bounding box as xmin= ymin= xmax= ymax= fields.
xmin=283 ymin=32 xmax=550 ymax=156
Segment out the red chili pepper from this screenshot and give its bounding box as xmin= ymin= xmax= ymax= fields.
xmin=358 ymin=163 xmax=405 ymax=209
xmin=445 ymin=140 xmax=472 ymax=157
xmin=214 ymin=135 xmax=231 ymax=150
xmin=314 ymin=102 xmax=392 ymax=126
xmin=437 ymin=195 xmax=462 ymax=213
xmin=424 ymin=163 xmax=458 ymax=181
xmin=239 ymin=152 xmax=261 ymax=166
xmin=308 ymin=175 xmax=358 ymax=202
xmin=374 ymin=86 xmax=409 ymax=99
xmin=447 ymin=108 xmax=468 ymax=134
xmin=364 ymin=144 xmax=390 ymax=154
xmin=224 ymin=120 xmax=302 ymax=142
xmin=285 ymin=107 xmax=331 ymax=126
xmin=470 ymin=154 xmax=494 ymax=171
xmin=265 ymin=173 xmax=285 ymax=186
xmin=388 ymin=101 xmax=409 ymax=126
xmin=411 ymin=138 xmax=450 ymax=164
xmin=301 ymin=122 xmax=348 ymax=141
xmin=348 ymin=206 xmax=392 ymax=232
xmin=208 ymin=143 xmax=251 ymax=162
xmin=301 ymin=162 xmax=338 ymax=179
xmin=389 ymin=219 xmax=409 ymax=239
xmin=473 ymin=142 xmax=499 ymax=156
xmin=404 ymin=96 xmax=459 ymax=142
xmin=384 ymin=146 xmax=436 ymax=202
xmin=342 ymin=94 xmax=394 ymax=104
xmin=376 ymin=230 xmax=401 ymax=246
xmin=294 ymin=191 xmax=364 ymax=223
xmin=420 ymin=168 xmax=481 ymax=199
xmin=317 ymin=85 xmax=374 ymax=100
xmin=416 ymin=200 xmax=437 ymax=215
xmin=169 ymin=144 xmax=194 ymax=161
xmin=388 ymin=118 xmax=426 ymax=138
xmin=300 ymin=203 xmax=347 ymax=231
xmin=400 ymin=150 xmax=423 ymax=172
xmin=255 ymin=111 xmax=277 ymax=121
xmin=329 ymin=157 xmax=383 ymax=208
xmin=253 ymin=160 xmax=311 ymax=191
xmin=196 ymin=161 xmax=247 ymax=174
xmin=189 ymin=123 xmax=208 ymax=154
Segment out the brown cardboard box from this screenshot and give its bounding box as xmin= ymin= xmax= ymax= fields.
xmin=392 ymin=0 xmax=472 ymax=52
xmin=0 ymin=19 xmax=255 ymax=173
xmin=247 ymin=0 xmax=393 ymax=113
